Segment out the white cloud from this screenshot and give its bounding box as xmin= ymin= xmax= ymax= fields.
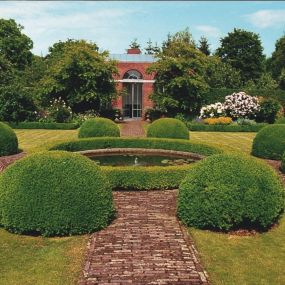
xmin=195 ymin=25 xmax=221 ymax=38
xmin=245 ymin=9 xmax=285 ymax=28
xmin=0 ymin=1 xmax=138 ymax=55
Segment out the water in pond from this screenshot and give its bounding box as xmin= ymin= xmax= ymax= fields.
xmin=89 ymin=154 xmax=197 ymax=167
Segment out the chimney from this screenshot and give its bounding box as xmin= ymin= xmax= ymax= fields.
xmin=127 ymin=48 xmax=141 ymax=54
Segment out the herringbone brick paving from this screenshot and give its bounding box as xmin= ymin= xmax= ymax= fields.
xmin=79 ymin=190 xmax=209 ymax=285
xmin=0 ymin=152 xmax=26 ymax=171
xmin=120 ymin=120 xmax=146 ymax=137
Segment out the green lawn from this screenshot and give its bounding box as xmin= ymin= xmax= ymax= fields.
xmin=1 ymin=130 xmax=284 ymax=285
xmin=15 ymin=129 xmax=78 ymax=153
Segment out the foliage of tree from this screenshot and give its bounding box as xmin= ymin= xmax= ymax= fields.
xmin=129 ymin=38 xmax=140 ymax=49
xmin=162 ymin=28 xmax=195 ymax=52
xmin=147 ymin=31 xmax=208 ymax=117
xmin=279 ymin=69 xmax=285 ymax=90
xmin=38 ymin=40 xmax=118 ymax=113
xmin=0 ymin=84 xmax=37 ymax=122
xmin=216 ymin=28 xmax=265 ymax=83
xmin=205 ymin=56 xmax=242 ymax=88
xmin=144 ymin=39 xmax=160 ymax=54
xmin=198 ymin=36 xmax=211 ymax=56
xmin=268 ymin=34 xmax=285 ymax=79
xmin=244 ymin=73 xmax=278 ymax=93
xmin=0 ymin=18 xmax=33 ymax=70
xmin=0 ymin=54 xmax=15 ymax=85
xmin=22 ymin=55 xmax=47 ymax=89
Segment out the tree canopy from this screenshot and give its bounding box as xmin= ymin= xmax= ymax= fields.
xmin=268 ymin=34 xmax=285 ymax=80
xmin=38 ymin=39 xmax=118 ymax=113
xmin=198 ymin=36 xmax=211 ymax=56
xmin=147 ymin=30 xmax=208 ymax=117
xmin=216 ymin=28 xmax=265 ymax=83
xmin=205 ymin=56 xmax=242 ymax=89
xmin=0 ymin=18 xmax=33 ymax=70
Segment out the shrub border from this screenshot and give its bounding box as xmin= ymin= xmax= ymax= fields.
xmin=50 ymin=137 xmax=222 ymax=190
xmin=187 ymin=123 xmax=268 ymax=132
xmin=7 ymin=122 xmax=79 ymax=130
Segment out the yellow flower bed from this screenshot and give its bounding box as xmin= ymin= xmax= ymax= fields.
xmin=203 ymin=117 xmax=233 ymax=125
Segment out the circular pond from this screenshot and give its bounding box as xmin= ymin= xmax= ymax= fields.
xmin=79 ymin=148 xmax=203 ymax=167
xmin=89 ymin=154 xmax=198 ymax=167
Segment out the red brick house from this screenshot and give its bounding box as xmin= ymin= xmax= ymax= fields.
xmin=110 ymin=48 xmax=156 ymax=119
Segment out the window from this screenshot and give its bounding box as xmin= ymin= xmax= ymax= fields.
xmin=123 ymin=70 xmax=143 ymax=80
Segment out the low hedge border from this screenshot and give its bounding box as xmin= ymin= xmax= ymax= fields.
xmin=187 ymin=123 xmax=268 ymax=132
xmin=50 ymin=137 xmax=222 ymax=156
xmin=101 ymin=165 xmax=193 ymax=190
xmin=49 ymin=137 xmax=222 ymax=190
xmin=7 ymin=122 xmax=79 ymax=130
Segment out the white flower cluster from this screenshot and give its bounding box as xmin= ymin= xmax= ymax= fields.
xmin=49 ymin=97 xmax=72 ymax=113
xmin=224 ymin=92 xmax=260 ymax=119
xmin=199 ymin=102 xmax=225 ymax=119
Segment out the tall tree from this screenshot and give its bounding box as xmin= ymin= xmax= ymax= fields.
xmin=39 ymin=40 xmax=118 ymax=113
xmin=0 ymin=54 xmax=15 ymax=85
xmin=205 ymin=56 xmax=242 ymax=89
xmin=216 ymin=28 xmax=265 ymax=83
xmin=145 ymin=39 xmax=154 ymax=54
xmin=198 ymin=36 xmax=211 ymax=56
xmin=129 ymin=38 xmax=140 ymax=49
xmin=162 ymin=28 xmax=195 ymax=52
xmin=268 ymin=34 xmax=285 ymax=79
xmin=147 ymin=31 xmax=208 ymax=117
xmin=0 ymin=18 xmax=33 ymax=70
xmin=145 ymin=39 xmax=160 ymax=54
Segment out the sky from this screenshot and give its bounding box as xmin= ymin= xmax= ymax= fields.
xmin=0 ymin=1 xmax=285 ymax=57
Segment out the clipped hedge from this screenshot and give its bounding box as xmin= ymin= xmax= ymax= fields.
xmin=50 ymin=137 xmax=222 ymax=157
xmin=8 ymin=121 xmax=79 ymax=130
xmin=0 ymin=122 xmax=18 ymax=156
xmin=178 ymin=153 xmax=285 ymax=231
xmin=147 ymin=118 xmax=189 ymax=140
xmin=78 ymin=118 xmax=120 ymax=138
xmin=50 ymin=137 xmax=221 ymax=190
xmin=188 ymin=123 xmax=267 ymax=132
xmin=252 ymin=124 xmax=285 ymax=160
xmin=0 ymin=151 xmax=115 ymax=236
xmin=102 ymin=165 xmax=193 ymax=190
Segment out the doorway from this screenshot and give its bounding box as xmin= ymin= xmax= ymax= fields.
xmin=122 ymin=83 xmax=142 ymax=118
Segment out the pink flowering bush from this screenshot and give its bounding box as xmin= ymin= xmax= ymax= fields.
xmin=199 ymin=92 xmax=260 ymax=120
xmin=224 ymin=92 xmax=260 ymax=119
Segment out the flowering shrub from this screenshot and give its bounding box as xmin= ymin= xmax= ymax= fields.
xmin=224 ymin=92 xmax=260 ymax=119
xmin=72 ymin=110 xmax=99 ymax=125
xmin=203 ymin=117 xmax=232 ymax=125
xmin=199 ymin=102 xmax=225 ymax=118
xmin=37 ymin=97 xmax=72 ymax=123
xmin=236 ymin=118 xmax=256 ymax=125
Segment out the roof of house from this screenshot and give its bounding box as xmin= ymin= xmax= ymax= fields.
xmin=109 ymin=53 xmax=157 ymax=63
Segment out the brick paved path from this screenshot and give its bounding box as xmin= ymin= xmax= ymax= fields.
xmin=120 ymin=120 xmax=146 ymax=137
xmin=79 ymin=190 xmax=209 ymax=285
xmin=0 ymin=152 xmax=26 ymax=171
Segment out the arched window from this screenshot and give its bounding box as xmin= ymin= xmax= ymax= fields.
xmin=123 ymin=70 xmax=143 ymax=80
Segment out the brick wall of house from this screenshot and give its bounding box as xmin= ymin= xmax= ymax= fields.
xmin=112 ymin=61 xmax=155 ymax=118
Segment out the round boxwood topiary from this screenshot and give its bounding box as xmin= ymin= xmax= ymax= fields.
xmin=0 ymin=122 xmax=18 ymax=156
xmin=0 ymin=151 xmax=115 ymax=236
xmin=252 ymin=124 xmax=285 ymax=160
xmin=177 ymin=153 xmax=284 ymax=231
xmin=147 ymin=118 xmax=189 ymax=140
xmin=78 ymin=117 xmax=120 ymax=138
